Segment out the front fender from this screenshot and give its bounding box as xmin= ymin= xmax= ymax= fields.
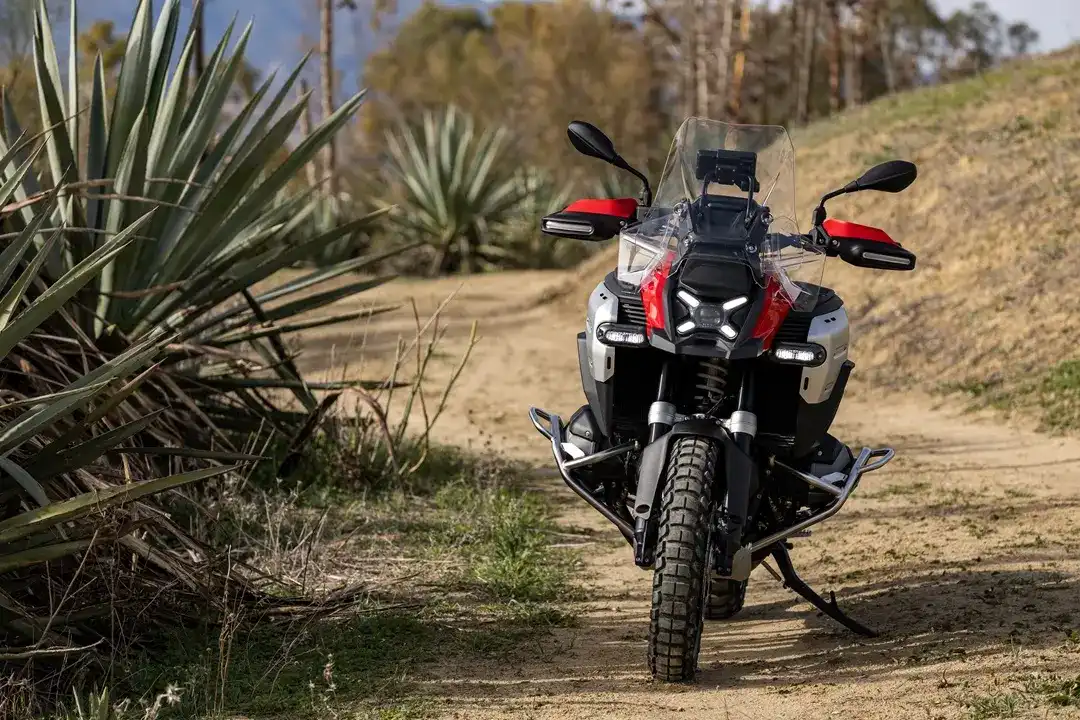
xmin=632 ymin=419 xmax=729 ymax=520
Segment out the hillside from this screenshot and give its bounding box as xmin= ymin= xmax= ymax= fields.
xmin=795 ymin=47 xmax=1080 ymax=427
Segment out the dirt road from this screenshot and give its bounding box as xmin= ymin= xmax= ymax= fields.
xmin=304 ymin=271 xmax=1080 ymax=719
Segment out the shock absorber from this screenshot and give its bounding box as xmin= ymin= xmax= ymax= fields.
xmin=694 ymin=358 xmax=728 ymax=414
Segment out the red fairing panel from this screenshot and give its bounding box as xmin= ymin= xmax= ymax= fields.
xmin=750 ymin=278 xmax=793 ymax=350
xmin=565 ymin=197 xmax=638 ymax=218
xmin=823 ymin=219 xmax=896 ymax=245
xmin=640 ymin=252 xmax=674 ymax=336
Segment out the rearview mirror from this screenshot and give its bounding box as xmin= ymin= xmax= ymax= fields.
xmin=566 ymin=120 xmax=653 ymax=206
xmin=851 ymin=160 xmax=918 ymax=194
xmin=567 ymin=121 xmax=620 ymax=164
xmin=812 ymin=159 xmax=918 ymax=226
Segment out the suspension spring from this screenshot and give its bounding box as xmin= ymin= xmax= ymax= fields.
xmin=694 ymin=358 xmax=728 ymax=412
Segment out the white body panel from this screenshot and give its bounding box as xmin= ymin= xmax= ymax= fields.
xmin=801 ymin=306 xmax=849 ymax=404
xmin=585 ymin=281 xmax=618 ymax=382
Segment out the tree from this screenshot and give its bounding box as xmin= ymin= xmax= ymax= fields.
xmin=715 ymin=0 xmax=735 ymax=115
xmin=321 ymin=0 xmax=337 ymax=196
xmin=796 ymin=0 xmax=823 ymax=124
xmin=361 ymin=0 xmax=662 ymax=179
xmin=944 ymin=1 xmax=1006 ymax=75
xmin=826 ymin=0 xmax=842 ymax=112
xmin=728 ymin=0 xmax=753 ymax=117
xmin=1006 ymin=21 xmax=1038 ymax=56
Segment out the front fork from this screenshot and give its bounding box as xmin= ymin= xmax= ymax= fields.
xmin=632 ymin=363 xmax=759 ymax=580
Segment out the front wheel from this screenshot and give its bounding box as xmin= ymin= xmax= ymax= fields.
xmin=648 ymin=436 xmax=718 ymax=682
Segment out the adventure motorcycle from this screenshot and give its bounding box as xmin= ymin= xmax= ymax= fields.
xmin=529 ymin=118 xmax=918 ymax=682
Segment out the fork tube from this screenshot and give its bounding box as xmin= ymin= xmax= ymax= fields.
xmin=635 ymin=360 xmax=674 ymax=567
xmin=733 ymin=366 xmax=755 ymax=453
xmin=717 ymin=366 xmax=757 ymax=579
xmin=647 ymin=360 xmax=673 ymax=443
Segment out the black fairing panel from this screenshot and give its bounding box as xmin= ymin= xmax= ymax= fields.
xmin=793 ymin=360 xmax=853 ymax=457
xmin=577 ymin=332 xmax=614 ymax=439
xmin=677 ymin=257 xmax=754 ymax=300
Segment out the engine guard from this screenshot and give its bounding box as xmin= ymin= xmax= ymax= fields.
xmin=529 ymin=407 xmax=637 ymax=543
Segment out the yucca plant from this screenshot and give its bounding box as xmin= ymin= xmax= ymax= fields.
xmin=382 ymin=106 xmax=525 ymax=275
xmin=0 ymin=0 xmax=410 ymax=707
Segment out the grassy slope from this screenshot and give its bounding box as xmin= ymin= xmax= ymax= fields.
xmin=791 ymin=48 xmax=1080 ymax=427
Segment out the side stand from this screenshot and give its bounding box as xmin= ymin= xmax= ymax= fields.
xmin=769 ymin=544 xmax=878 ymax=638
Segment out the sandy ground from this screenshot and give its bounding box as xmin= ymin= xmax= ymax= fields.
xmin=297 ymin=270 xmax=1080 ymax=719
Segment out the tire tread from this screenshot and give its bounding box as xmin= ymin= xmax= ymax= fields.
xmin=647 ymin=436 xmax=717 ymax=682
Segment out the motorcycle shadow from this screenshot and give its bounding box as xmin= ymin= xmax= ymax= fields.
xmin=694 ymin=565 xmax=1077 ymax=687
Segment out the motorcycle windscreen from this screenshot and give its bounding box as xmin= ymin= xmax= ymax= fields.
xmin=630 ymin=117 xmax=825 ymax=311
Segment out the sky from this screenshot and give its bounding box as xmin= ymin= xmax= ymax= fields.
xmin=75 ymin=0 xmax=1080 ymax=95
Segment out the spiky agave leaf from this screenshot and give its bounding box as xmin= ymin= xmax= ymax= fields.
xmin=1 ymin=0 xmax=388 ymax=345
xmin=0 ymin=1 xmax=408 ymax=699
xmin=383 ymin=106 xmax=526 ymax=275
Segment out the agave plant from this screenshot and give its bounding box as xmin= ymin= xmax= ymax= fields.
xmin=0 ymin=0 xmax=405 ymax=698
xmin=382 ymin=106 xmax=525 ymax=275
xmin=1 ymin=0 xmax=403 ymax=420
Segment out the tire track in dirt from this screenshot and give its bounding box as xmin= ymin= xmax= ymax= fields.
xmin=304 ymin=272 xmax=1080 ymax=719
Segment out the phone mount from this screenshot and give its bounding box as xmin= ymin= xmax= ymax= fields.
xmin=695 ymin=149 xmax=761 ymax=193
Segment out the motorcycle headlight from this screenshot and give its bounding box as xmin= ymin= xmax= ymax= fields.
xmin=675 ymin=290 xmax=747 ymax=339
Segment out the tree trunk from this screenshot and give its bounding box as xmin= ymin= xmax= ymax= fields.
xmin=849 ymin=0 xmax=865 ymax=106
xmin=679 ymin=0 xmax=694 ymax=117
xmin=715 ymin=0 xmax=735 ymax=117
xmin=728 ymin=0 xmax=752 ymax=119
xmin=759 ymin=8 xmax=774 ymax=124
xmin=827 ymin=0 xmax=842 ymax=113
xmin=796 ymin=0 xmax=822 ymax=124
xmin=842 ymin=2 xmax=857 ymax=108
xmin=787 ymin=0 xmax=801 ymax=119
xmin=876 ymin=3 xmax=896 ymax=93
xmin=299 ymin=79 xmax=318 ymax=188
xmin=694 ymin=0 xmax=709 ymax=116
xmin=320 ymin=0 xmax=337 ymax=196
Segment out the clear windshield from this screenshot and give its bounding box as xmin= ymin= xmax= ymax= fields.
xmin=618 ymin=118 xmax=824 ymax=311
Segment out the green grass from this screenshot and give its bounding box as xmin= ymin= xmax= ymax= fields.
xmin=1025 ymin=674 xmax=1080 ymax=708
xmin=936 ymin=358 xmax=1080 ymax=433
xmin=99 ymin=433 xmax=579 ymax=720
xmin=960 ymin=672 xmax=1080 ymax=719
xmin=965 ymin=691 xmax=1023 ymax=720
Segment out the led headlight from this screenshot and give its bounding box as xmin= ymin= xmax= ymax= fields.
xmin=675 ymin=291 xmax=747 ymax=339
xmin=771 ymin=342 xmax=827 ymax=366
xmin=597 ymin=322 xmax=647 ymax=347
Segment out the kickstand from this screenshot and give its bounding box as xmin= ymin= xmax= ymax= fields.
xmin=769 ymin=544 xmax=878 ymax=638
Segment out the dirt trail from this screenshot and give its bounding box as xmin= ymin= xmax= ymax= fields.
xmin=304 ymin=271 xmax=1080 ymax=719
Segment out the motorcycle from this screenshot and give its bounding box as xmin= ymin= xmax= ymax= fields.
xmin=529 ymin=117 xmax=918 ymax=682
